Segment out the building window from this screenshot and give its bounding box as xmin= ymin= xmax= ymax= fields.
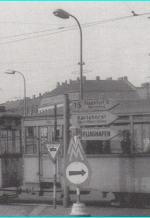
xmin=25 ymin=126 xmax=37 ymax=154
xmin=1 ymin=129 xmax=21 ymax=154
xmin=134 ymin=123 xmax=150 ymax=153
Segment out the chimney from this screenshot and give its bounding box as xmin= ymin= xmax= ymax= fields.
xmin=123 ymin=76 xmax=128 ymax=81
xmin=65 ymin=80 xmax=67 ymax=84
xmin=39 ymin=93 xmax=41 ymax=97
xmin=142 ymin=82 xmax=149 ymax=88
xmin=106 ymin=77 xmax=112 ymax=80
xmin=57 ymin=82 xmax=60 ymax=87
xmin=118 ymin=77 xmax=123 ymax=81
xmin=32 ymin=95 xmax=35 ymax=99
xmin=77 ymin=77 xmax=80 ymax=82
xmin=96 ymin=76 xmax=100 ymax=81
xmin=83 ymin=76 xmax=86 ymax=82
xmin=69 ymin=79 xmax=72 ymax=84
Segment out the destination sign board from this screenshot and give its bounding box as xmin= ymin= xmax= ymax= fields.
xmin=71 ymin=98 xmax=118 ymax=113
xmin=71 ymin=111 xmax=118 ymax=127
xmin=81 ymin=127 xmax=118 ymax=141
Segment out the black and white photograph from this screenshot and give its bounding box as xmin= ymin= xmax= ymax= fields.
xmin=0 ymin=1 xmax=150 ymax=216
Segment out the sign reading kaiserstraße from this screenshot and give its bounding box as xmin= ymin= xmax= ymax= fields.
xmin=81 ymin=127 xmax=118 ymax=141
xmin=71 ymin=111 xmax=118 ymax=127
xmin=71 ymin=98 xmax=118 ymax=112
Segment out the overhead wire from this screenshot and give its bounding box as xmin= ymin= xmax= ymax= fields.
xmin=0 ymin=27 xmax=77 ymax=45
xmin=0 ymin=10 xmax=150 ymax=71
xmin=124 ymin=1 xmax=133 ymax=11
xmin=82 ymin=12 xmax=150 ymax=28
xmin=0 ymin=20 xmax=65 ymax=26
xmin=0 ymin=27 xmax=65 ymax=39
xmin=1 ymin=11 xmax=150 ymax=45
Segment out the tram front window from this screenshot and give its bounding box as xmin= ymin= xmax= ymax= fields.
xmin=1 ymin=129 xmax=21 ymax=154
xmin=25 ymin=126 xmax=37 ymax=154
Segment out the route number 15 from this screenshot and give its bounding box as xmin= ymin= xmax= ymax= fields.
xmin=73 ymin=101 xmax=82 ymax=109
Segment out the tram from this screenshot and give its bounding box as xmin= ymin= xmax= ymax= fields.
xmin=23 ymin=98 xmax=150 ymax=205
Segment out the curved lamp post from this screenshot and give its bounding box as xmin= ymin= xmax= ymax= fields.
xmin=53 ymin=9 xmax=84 ymax=100
xmin=5 ymin=70 xmax=26 ymax=117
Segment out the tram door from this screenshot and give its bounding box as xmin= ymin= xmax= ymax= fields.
xmin=39 ymin=126 xmax=54 ymax=189
xmin=39 ymin=126 xmax=62 ymax=189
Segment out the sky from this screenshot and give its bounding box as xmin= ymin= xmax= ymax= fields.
xmin=0 ymin=1 xmax=150 ymax=103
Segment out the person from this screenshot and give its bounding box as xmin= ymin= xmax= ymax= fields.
xmin=121 ymin=130 xmax=131 ymax=154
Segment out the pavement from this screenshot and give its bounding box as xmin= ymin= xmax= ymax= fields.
xmin=1 ymin=189 xmax=150 ymax=217
xmin=30 ymin=204 xmax=150 ymax=217
xmin=13 ymin=189 xmax=115 ymax=205
xmin=1 ymin=203 xmax=149 ymax=217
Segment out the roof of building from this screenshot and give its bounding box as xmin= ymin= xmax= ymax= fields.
xmin=38 ymin=78 xmax=139 ymax=109
xmin=111 ymin=99 xmax=150 ymax=115
xmin=1 ymin=95 xmax=42 ymax=110
xmin=27 ymin=96 xmax=42 ymax=107
xmin=2 ymin=99 xmax=23 ymax=110
xmin=47 ymin=79 xmax=136 ymax=97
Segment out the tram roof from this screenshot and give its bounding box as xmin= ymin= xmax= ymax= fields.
xmin=0 ymin=111 xmax=21 ymax=118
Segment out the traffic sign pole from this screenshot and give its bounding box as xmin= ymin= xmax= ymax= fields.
xmin=45 ymin=143 xmax=61 ymax=209
xmin=77 ymin=186 xmax=80 ymax=203
xmin=53 ymin=160 xmax=57 ymax=209
xmin=63 ymin=94 xmax=70 ymax=208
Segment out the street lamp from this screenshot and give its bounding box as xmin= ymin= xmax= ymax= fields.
xmin=5 ymin=70 xmax=26 ymax=117
xmin=53 ymin=9 xmax=84 ymax=100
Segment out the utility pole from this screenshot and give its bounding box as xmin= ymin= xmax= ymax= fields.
xmin=63 ymin=94 xmax=70 ymax=207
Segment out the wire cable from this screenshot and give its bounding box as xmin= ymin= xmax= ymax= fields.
xmin=1 ymin=11 xmax=150 ymax=44
xmin=0 ymin=27 xmax=65 ymax=39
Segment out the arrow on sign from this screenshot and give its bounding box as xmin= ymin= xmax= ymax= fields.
xmin=69 ymin=169 xmax=86 ymax=176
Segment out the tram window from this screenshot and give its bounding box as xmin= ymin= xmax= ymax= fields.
xmin=82 ymin=126 xmax=131 ymax=155
xmin=40 ymin=127 xmax=48 ymax=154
xmin=25 ymin=127 xmax=37 ymax=154
xmin=0 ymin=129 xmax=21 ymax=154
xmin=15 ymin=130 xmax=21 ymax=153
xmin=52 ymin=129 xmax=60 ymax=142
xmin=82 ymin=140 xmax=110 ymax=154
xmin=134 ymin=124 xmax=150 ymax=153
